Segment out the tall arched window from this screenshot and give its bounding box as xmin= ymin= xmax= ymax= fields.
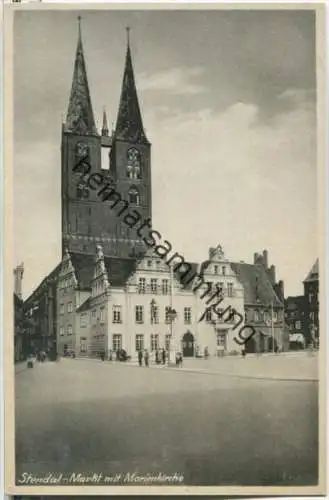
xmin=126 ymin=148 xmax=141 ymax=180
xmin=128 ymin=187 xmax=140 ymax=206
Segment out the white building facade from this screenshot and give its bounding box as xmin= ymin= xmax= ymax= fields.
xmin=73 ymin=244 xmax=246 ymax=360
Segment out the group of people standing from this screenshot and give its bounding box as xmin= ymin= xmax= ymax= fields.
xmin=138 ymin=348 xmax=167 ymax=367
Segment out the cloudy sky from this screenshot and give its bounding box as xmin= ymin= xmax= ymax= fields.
xmin=13 ymin=8 xmax=317 ymax=299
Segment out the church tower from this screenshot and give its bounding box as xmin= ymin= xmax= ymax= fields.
xmin=109 ymin=27 xmax=152 ymax=255
xmin=61 ymin=21 xmax=152 ymax=258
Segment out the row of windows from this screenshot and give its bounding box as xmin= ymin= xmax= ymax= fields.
xmin=59 ymin=277 xmax=75 ymax=291
xmin=112 ymin=305 xmax=192 ymax=325
xmin=110 ymin=333 xmax=171 ymax=353
xmin=80 ymin=308 xmax=105 ymax=326
xmin=111 ymin=332 xmax=226 ymax=352
xmin=138 ymin=278 xmax=169 ymax=294
xmin=252 ymin=310 xmax=278 ymax=322
xmin=77 ymin=184 xmax=141 ymax=206
xmin=137 ymin=277 xmax=235 ymax=296
xmin=213 ymin=265 xmax=228 ymax=276
xmin=60 ymin=302 xmax=73 ymax=315
xmin=59 ymin=325 xmax=73 ymax=336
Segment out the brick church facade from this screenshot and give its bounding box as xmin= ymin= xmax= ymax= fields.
xmin=62 ymin=24 xmax=151 ymax=259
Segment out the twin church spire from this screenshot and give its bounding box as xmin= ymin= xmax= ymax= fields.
xmin=65 ymin=16 xmax=97 ymax=135
xmin=65 ymin=19 xmax=147 ymax=143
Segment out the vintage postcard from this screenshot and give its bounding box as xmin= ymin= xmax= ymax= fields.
xmin=4 ymin=2 xmax=326 ymax=496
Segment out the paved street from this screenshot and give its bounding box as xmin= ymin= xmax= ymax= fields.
xmin=15 ymin=357 xmax=318 ymax=486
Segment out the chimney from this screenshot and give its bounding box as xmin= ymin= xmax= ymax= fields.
xmin=278 ymin=280 xmax=284 ymax=300
xmin=268 ymin=264 xmax=276 ymax=285
xmin=253 ymin=253 xmax=259 ymax=264
xmin=274 ymin=280 xmax=284 ymax=301
xmin=14 ymin=263 xmax=24 ymax=300
xmin=263 ymin=250 xmax=268 ymax=269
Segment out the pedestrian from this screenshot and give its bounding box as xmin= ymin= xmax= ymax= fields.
xmin=204 ymin=346 xmax=209 ymax=359
xmin=138 ymin=349 xmax=143 ymax=367
xmin=242 ymin=348 xmax=246 ymax=358
xmin=162 ymin=348 xmax=166 ymax=365
xmin=144 ymin=349 xmax=149 ymax=367
xmin=175 ymin=352 xmax=183 ymax=367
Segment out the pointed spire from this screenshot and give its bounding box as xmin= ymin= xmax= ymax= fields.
xmin=65 ymin=17 xmax=97 ymax=135
xmin=102 ymin=107 xmax=109 ymax=136
xmin=115 ymin=28 xmax=148 ymax=144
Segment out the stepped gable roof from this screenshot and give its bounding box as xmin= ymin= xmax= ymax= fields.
xmin=303 ymin=259 xmax=319 ymax=283
xmin=230 ymin=262 xmax=283 ymax=307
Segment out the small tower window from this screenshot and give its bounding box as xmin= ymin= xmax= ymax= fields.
xmin=128 ymin=187 xmax=140 ymax=206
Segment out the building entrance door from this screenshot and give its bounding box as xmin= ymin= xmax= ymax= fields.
xmin=182 ymin=331 xmax=195 ymax=357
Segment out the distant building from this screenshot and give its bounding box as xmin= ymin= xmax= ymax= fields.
xmin=284 ymin=295 xmax=306 ymax=350
xmin=24 ymin=265 xmax=60 ymax=357
xmin=13 ymin=263 xmax=25 ymax=361
xmin=253 ymin=250 xmax=285 ymax=302
xmin=231 ymin=259 xmax=288 ymax=353
xmin=303 ymin=259 xmax=319 ymax=346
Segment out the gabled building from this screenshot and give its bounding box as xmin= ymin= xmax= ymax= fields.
xmin=13 ymin=263 xmax=25 ymax=361
xmin=14 ymin=293 xmax=25 ymax=362
xmin=253 ymin=250 xmax=285 ymax=302
xmin=230 ymin=260 xmax=288 ymax=352
xmin=24 ymin=264 xmax=61 ymax=357
xmin=303 ymin=259 xmax=319 ymax=346
xmin=73 ymin=244 xmax=246 ymax=360
xmin=284 ymin=295 xmax=306 ymax=349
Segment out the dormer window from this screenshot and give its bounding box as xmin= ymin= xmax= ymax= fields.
xmin=222 ymin=266 xmax=226 ymax=276
xmin=128 ymin=187 xmax=140 ymax=206
xmin=214 ymin=265 xmax=218 ymax=275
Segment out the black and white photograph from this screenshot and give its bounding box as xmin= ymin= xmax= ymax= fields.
xmin=6 ymin=4 xmax=325 ymax=495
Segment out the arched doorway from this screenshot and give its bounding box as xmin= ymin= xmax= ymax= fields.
xmin=182 ymin=331 xmax=195 ymax=357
